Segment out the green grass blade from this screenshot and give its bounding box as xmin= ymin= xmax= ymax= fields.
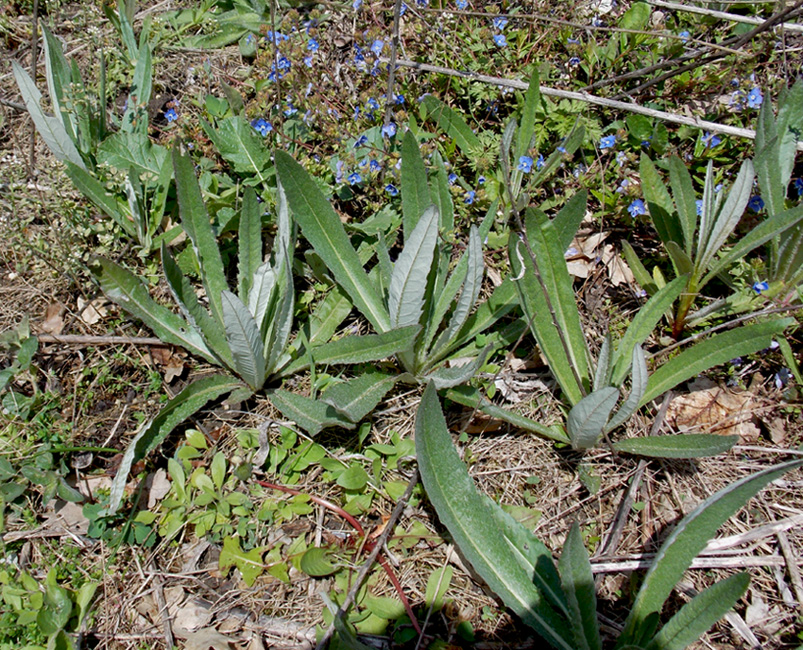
xmin=173 ymin=142 xmax=229 ymax=329
xmin=221 ymin=290 xmax=266 ymax=391
xmin=618 ymin=459 xmax=803 ymax=644
xmin=108 ymin=375 xmax=243 ymax=513
xmin=400 ymin=130 xmax=432 ymax=238
xmin=275 ymin=150 xmax=390 ymax=332
xmin=416 ymin=383 xmax=574 ymax=648
xmin=90 ymin=257 xmax=216 ymax=363
xmin=238 ymin=188 xmax=263 ymax=301
xmin=640 ymin=319 xmax=793 ymax=406
xmin=559 ymin=522 xmax=602 ymax=650
xmin=612 ymin=434 xmax=737 ymax=459
xmin=389 ymin=204 xmax=439 ymax=328
xmin=644 ymin=573 xmax=749 ymax=650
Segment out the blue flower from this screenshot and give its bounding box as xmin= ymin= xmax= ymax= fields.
xmin=679 ymin=30 xmax=690 ymax=41
xmin=381 ymin=122 xmax=397 ymax=138
xmin=600 ymin=135 xmax=616 ymax=149
xmin=616 ymin=179 xmax=630 ymax=193
xmin=367 ymin=97 xmax=380 ymax=110
xmin=568 ymin=56 xmax=581 ymax=66
xmin=557 ymin=145 xmax=567 ymax=154
xmin=517 ymin=156 xmax=534 ymax=173
xmin=448 ymin=173 xmax=458 ymax=185
xmin=616 ymin=151 xmax=626 ymax=166
xmin=304 ymin=55 xmax=313 ymax=67
xmin=493 ymin=34 xmax=507 ymax=47
xmin=775 ymin=368 xmax=792 ymax=389
xmin=492 ymin=17 xmax=508 ymax=30
xmin=795 ymin=178 xmax=803 ymax=197
xmin=478 ymin=175 xmax=486 ymax=184
xmin=464 ymin=190 xmax=476 ymax=204
xmin=701 ymin=131 xmax=722 ymax=148
xmin=385 ymin=183 xmax=399 ymax=196
xmin=395 ymin=94 xmax=405 ymax=105
xmin=748 ymin=195 xmax=765 ymax=212
xmin=371 ymin=40 xmax=385 ymax=56
xmin=308 ymin=38 xmax=319 ymax=52
xmin=251 ymin=118 xmax=272 ymax=136
xmin=400 ymin=2 xmax=407 ymax=14
xmin=567 ymin=37 xmax=580 ymax=44
xmin=695 ymin=199 xmax=703 ymax=216
xmin=747 ymin=87 xmax=763 ymax=109
xmin=353 ymin=0 xmax=362 ymax=8
xmin=353 ymin=135 xmax=368 ymax=148
xmin=536 ymin=154 xmax=545 ymax=170
xmin=348 ymin=172 xmax=362 ymax=185
xmin=628 ymin=199 xmax=647 ymax=217
xmin=369 ymin=159 xmax=381 ymax=172
xmin=752 ymin=280 xmax=769 ymax=294
xmin=456 ymin=0 xmax=468 ymax=8
xmin=164 ymin=108 xmax=178 ymax=122
xmin=284 ymin=104 xmax=297 ymax=117
xmin=277 ymin=56 xmax=291 ymax=71
xmin=265 ymin=30 xmax=289 ymax=43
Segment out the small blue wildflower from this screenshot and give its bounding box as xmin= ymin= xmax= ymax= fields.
xmin=353 ymin=0 xmax=362 ymax=8
xmin=448 ymin=173 xmax=458 ymax=185
xmin=492 ymin=17 xmax=508 ymax=31
xmin=251 ymin=118 xmax=272 ymax=136
xmin=565 ymin=246 xmax=578 ymax=258
xmin=335 ymin=160 xmax=345 ymax=184
xmin=284 ymin=104 xmax=297 ymax=117
xmin=536 ymin=154 xmax=545 ymax=170
xmin=795 ymin=178 xmax=803 ymax=197
xmin=456 ymin=0 xmax=468 ymax=8
xmin=416 ymin=0 xmax=428 ymax=6
xmin=679 ymin=30 xmax=690 ymax=41
xmin=557 ymin=145 xmax=567 ymax=154
xmin=616 ymin=151 xmax=626 ymax=166
xmin=730 ymin=357 xmax=743 ymax=367
xmin=695 ymin=199 xmax=703 ymax=216
xmin=353 ymin=135 xmax=368 ymax=148
xmin=304 ymin=55 xmax=313 ymax=67
xmin=371 ymin=40 xmax=385 ymax=56
xmin=381 ymin=122 xmax=397 ymax=138
xmin=730 ymin=90 xmax=745 ymax=109
xmin=747 ymin=87 xmax=763 ymax=109
xmin=628 ymin=199 xmax=647 ymax=217
xmin=518 ymin=156 xmax=534 ymax=173
xmin=265 ymin=30 xmax=289 ymax=43
xmin=573 ymin=164 xmax=586 ymax=178
xmin=245 ymin=33 xmax=255 ymax=44
xmin=369 ymin=159 xmax=381 ymax=172
xmin=569 ymin=56 xmax=581 ymax=66
xmin=367 ymin=97 xmax=380 ymax=110
xmin=616 ymin=179 xmax=630 ymax=193
xmin=386 ymin=183 xmax=399 ymax=196
xmin=164 ymin=108 xmax=178 ymax=122
xmin=591 ymin=16 xmax=604 ymax=27
xmin=308 ymin=38 xmax=319 ymax=52
xmin=748 ymin=196 xmax=765 ymax=212
xmin=600 ymin=135 xmax=616 ymax=150
xmin=775 ymin=368 xmax=792 ymax=389
xmin=464 ymin=190 xmax=476 ymax=204
xmin=478 ymin=175 xmax=486 ymax=184
xmin=715 ymin=183 xmax=723 ymax=193
xmin=348 ymin=172 xmax=362 ymax=185
xmin=493 ymin=34 xmax=507 ymax=47
xmin=701 ymin=131 xmax=722 ymax=148
xmin=395 ymin=94 xmax=405 ymax=105
xmin=400 ymin=2 xmax=407 ymax=14
xmin=753 ymin=280 xmax=770 ymax=294
xmin=567 ymin=37 xmax=580 ymax=44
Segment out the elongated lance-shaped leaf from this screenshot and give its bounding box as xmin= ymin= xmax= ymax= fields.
xmin=321 ymin=372 xmax=398 ymax=423
xmin=162 ymin=243 xmax=233 ymax=368
xmin=275 ymin=150 xmax=390 ymax=332
xmin=221 ymin=290 xmax=266 ymax=391
xmin=125 ymin=170 xmax=150 ymax=250
xmin=554 ymin=190 xmax=588 ymax=253
xmin=108 ymin=375 xmax=243 ymax=513
xmin=640 ymin=155 xmax=681 ymax=248
xmin=617 ymin=458 xmax=803 ymax=646
xmin=430 ymin=225 xmax=484 ymax=363
xmin=268 ymin=389 xmax=354 ymax=436
xmin=90 ymin=257 xmax=217 ymax=363
xmin=419 ymin=95 xmax=481 ymax=154
xmin=703 ymin=203 xmax=803 ymax=287
xmin=415 ymin=383 xmax=575 ymax=648
xmin=697 ymin=161 xmax=717 ymax=264
xmin=515 ymin=70 xmax=541 ymax=164
xmin=613 ymin=434 xmax=736 ymax=459
xmin=307 ymin=286 xmax=352 ymax=347
xmin=775 ymin=221 xmax=803 ymax=288
xmin=593 ymin=334 xmax=612 ymax=392
xmin=610 ymin=275 xmax=686 ymax=386
xmin=41 ymin=26 xmax=76 ymax=142
xmin=12 ymin=62 xmax=86 ymax=169
xmin=621 ymin=241 xmax=659 ymax=296
xmin=238 ymin=188 xmax=263 ymax=302
xmin=421 ymin=347 xmax=488 ymax=389
xmin=265 ymin=249 xmax=295 ymax=374
xmin=605 ymin=345 xmax=647 ymax=433
xmin=280 ymin=325 xmax=421 ymax=377
xmin=664 ymin=240 xmax=693 ymax=279
xmin=122 ymin=40 xmax=152 ymax=136
xmin=667 ymin=156 xmax=698 ymax=257
xmin=400 ymin=129 xmax=432 ymax=238
xmin=173 ymin=142 xmax=229 ymax=329
xmin=248 ymin=261 xmax=276 ymax=329
xmin=510 ymin=210 xmax=589 ymax=405
xmin=445 ymin=385 xmax=570 ymax=443
xmin=567 ymin=387 xmax=619 ymax=450
xmin=64 ymin=162 xmax=133 ymax=237
xmin=389 ymin=204 xmax=439 ymax=329
xmin=640 ymin=318 xmax=793 ymax=406
xmin=697 ymin=159 xmax=754 ymax=273
xmin=559 ymin=523 xmax=602 ymax=650
xmin=446 ymin=278 xmax=518 ymax=359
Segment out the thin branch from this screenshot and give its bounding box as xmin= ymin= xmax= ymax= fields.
xmin=647 ymin=0 xmax=803 ymax=33
xmin=592 ymin=554 xmax=787 ymax=572
xmin=36 ymin=334 xmax=165 ymax=346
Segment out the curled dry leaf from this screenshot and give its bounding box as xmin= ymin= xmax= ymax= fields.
xmin=41 ymin=302 xmax=65 ymax=334
xmin=77 ymin=296 xmax=108 ymax=325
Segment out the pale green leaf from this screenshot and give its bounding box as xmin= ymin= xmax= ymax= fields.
xmin=238 ymin=188 xmax=263 ymax=301
xmin=221 ymin=290 xmax=266 ymax=390
xmin=667 ymin=156 xmax=698 ymax=256
xmin=605 ymin=345 xmax=647 ymax=433
xmin=268 ymin=390 xmax=354 ymax=436
xmin=420 ymin=95 xmax=481 ymax=154
xmin=201 ymin=116 xmax=271 ymax=182
xmin=321 ymin=372 xmax=397 ymax=423
xmin=559 ymin=522 xmax=601 ymax=650
xmin=612 ymin=434 xmax=737 ymax=458
xmin=400 ymin=129 xmax=432 ymax=238
xmin=567 ymin=387 xmax=619 ymax=450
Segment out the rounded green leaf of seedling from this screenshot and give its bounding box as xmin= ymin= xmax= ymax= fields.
xmin=37 ymin=584 xmax=73 ymax=636
xmin=300 ymin=547 xmax=339 ymax=577
xmin=337 ymin=464 xmax=369 ymax=491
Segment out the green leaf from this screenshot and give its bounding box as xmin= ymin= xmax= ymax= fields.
xmin=219 ymin=536 xmax=265 ymax=586
xmin=640 ymin=318 xmax=793 ymax=406
xmin=201 ymin=116 xmax=271 ymax=182
xmin=420 ymin=95 xmax=481 ymax=154
xmin=91 ymin=257 xmax=217 ymax=364
xmin=307 ymin=287 xmax=353 ymax=347
xmin=567 ymin=387 xmax=619 ymax=450
xmin=322 ymin=372 xmax=398 ymax=423
xmin=621 ymin=241 xmax=658 ymax=296
xmin=667 ymin=156 xmax=698 ymax=257
xmin=422 ymin=348 xmax=488 ymax=389
xmin=107 ymin=375 xmax=242 ymax=513
xmin=554 ymin=190 xmax=588 ymax=254
xmin=400 ymin=130 xmax=432 ymax=238
xmin=238 ymin=188 xmax=263 ymax=301
xmin=268 ymin=390 xmax=354 ymax=436
xmin=37 ymin=584 xmax=72 ymax=636
xmin=173 ymin=142 xmax=229 ymax=330
xmin=644 ymin=573 xmax=749 ymax=650
xmin=605 ymin=345 xmax=647 ymax=433
xmin=63 ymin=162 xmax=131 ymax=237
xmin=275 ymin=150 xmax=390 ymax=332
xmin=12 ymin=61 xmax=85 ymax=169
xmin=41 ymin=26 xmax=74 ymax=139
xmin=515 ymin=70 xmax=541 ymax=163
xmin=336 ymin=464 xmax=369 ymax=490
xmin=389 ymin=205 xmax=439 ymax=329
xmin=620 ymin=1 xmax=651 ymax=29
xmin=612 ymin=434 xmax=737 ymax=458
xmin=415 ymin=383 xmax=574 ymax=648
xmin=593 ymin=334 xmax=612 ymax=392
xmin=121 ymin=41 xmax=152 ymax=135
xmin=424 ymin=566 xmax=454 ymax=611
xmin=640 ymin=155 xmax=681 ymax=248
xmin=619 ymin=459 xmax=803 ymax=645
xmin=221 ymin=290 xmax=266 ymax=390
xmin=300 ymin=547 xmax=339 ymax=577
xmin=559 ymin=523 xmax=601 ymax=650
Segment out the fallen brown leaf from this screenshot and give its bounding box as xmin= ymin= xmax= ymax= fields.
xmin=666 ymin=378 xmax=760 ymax=441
